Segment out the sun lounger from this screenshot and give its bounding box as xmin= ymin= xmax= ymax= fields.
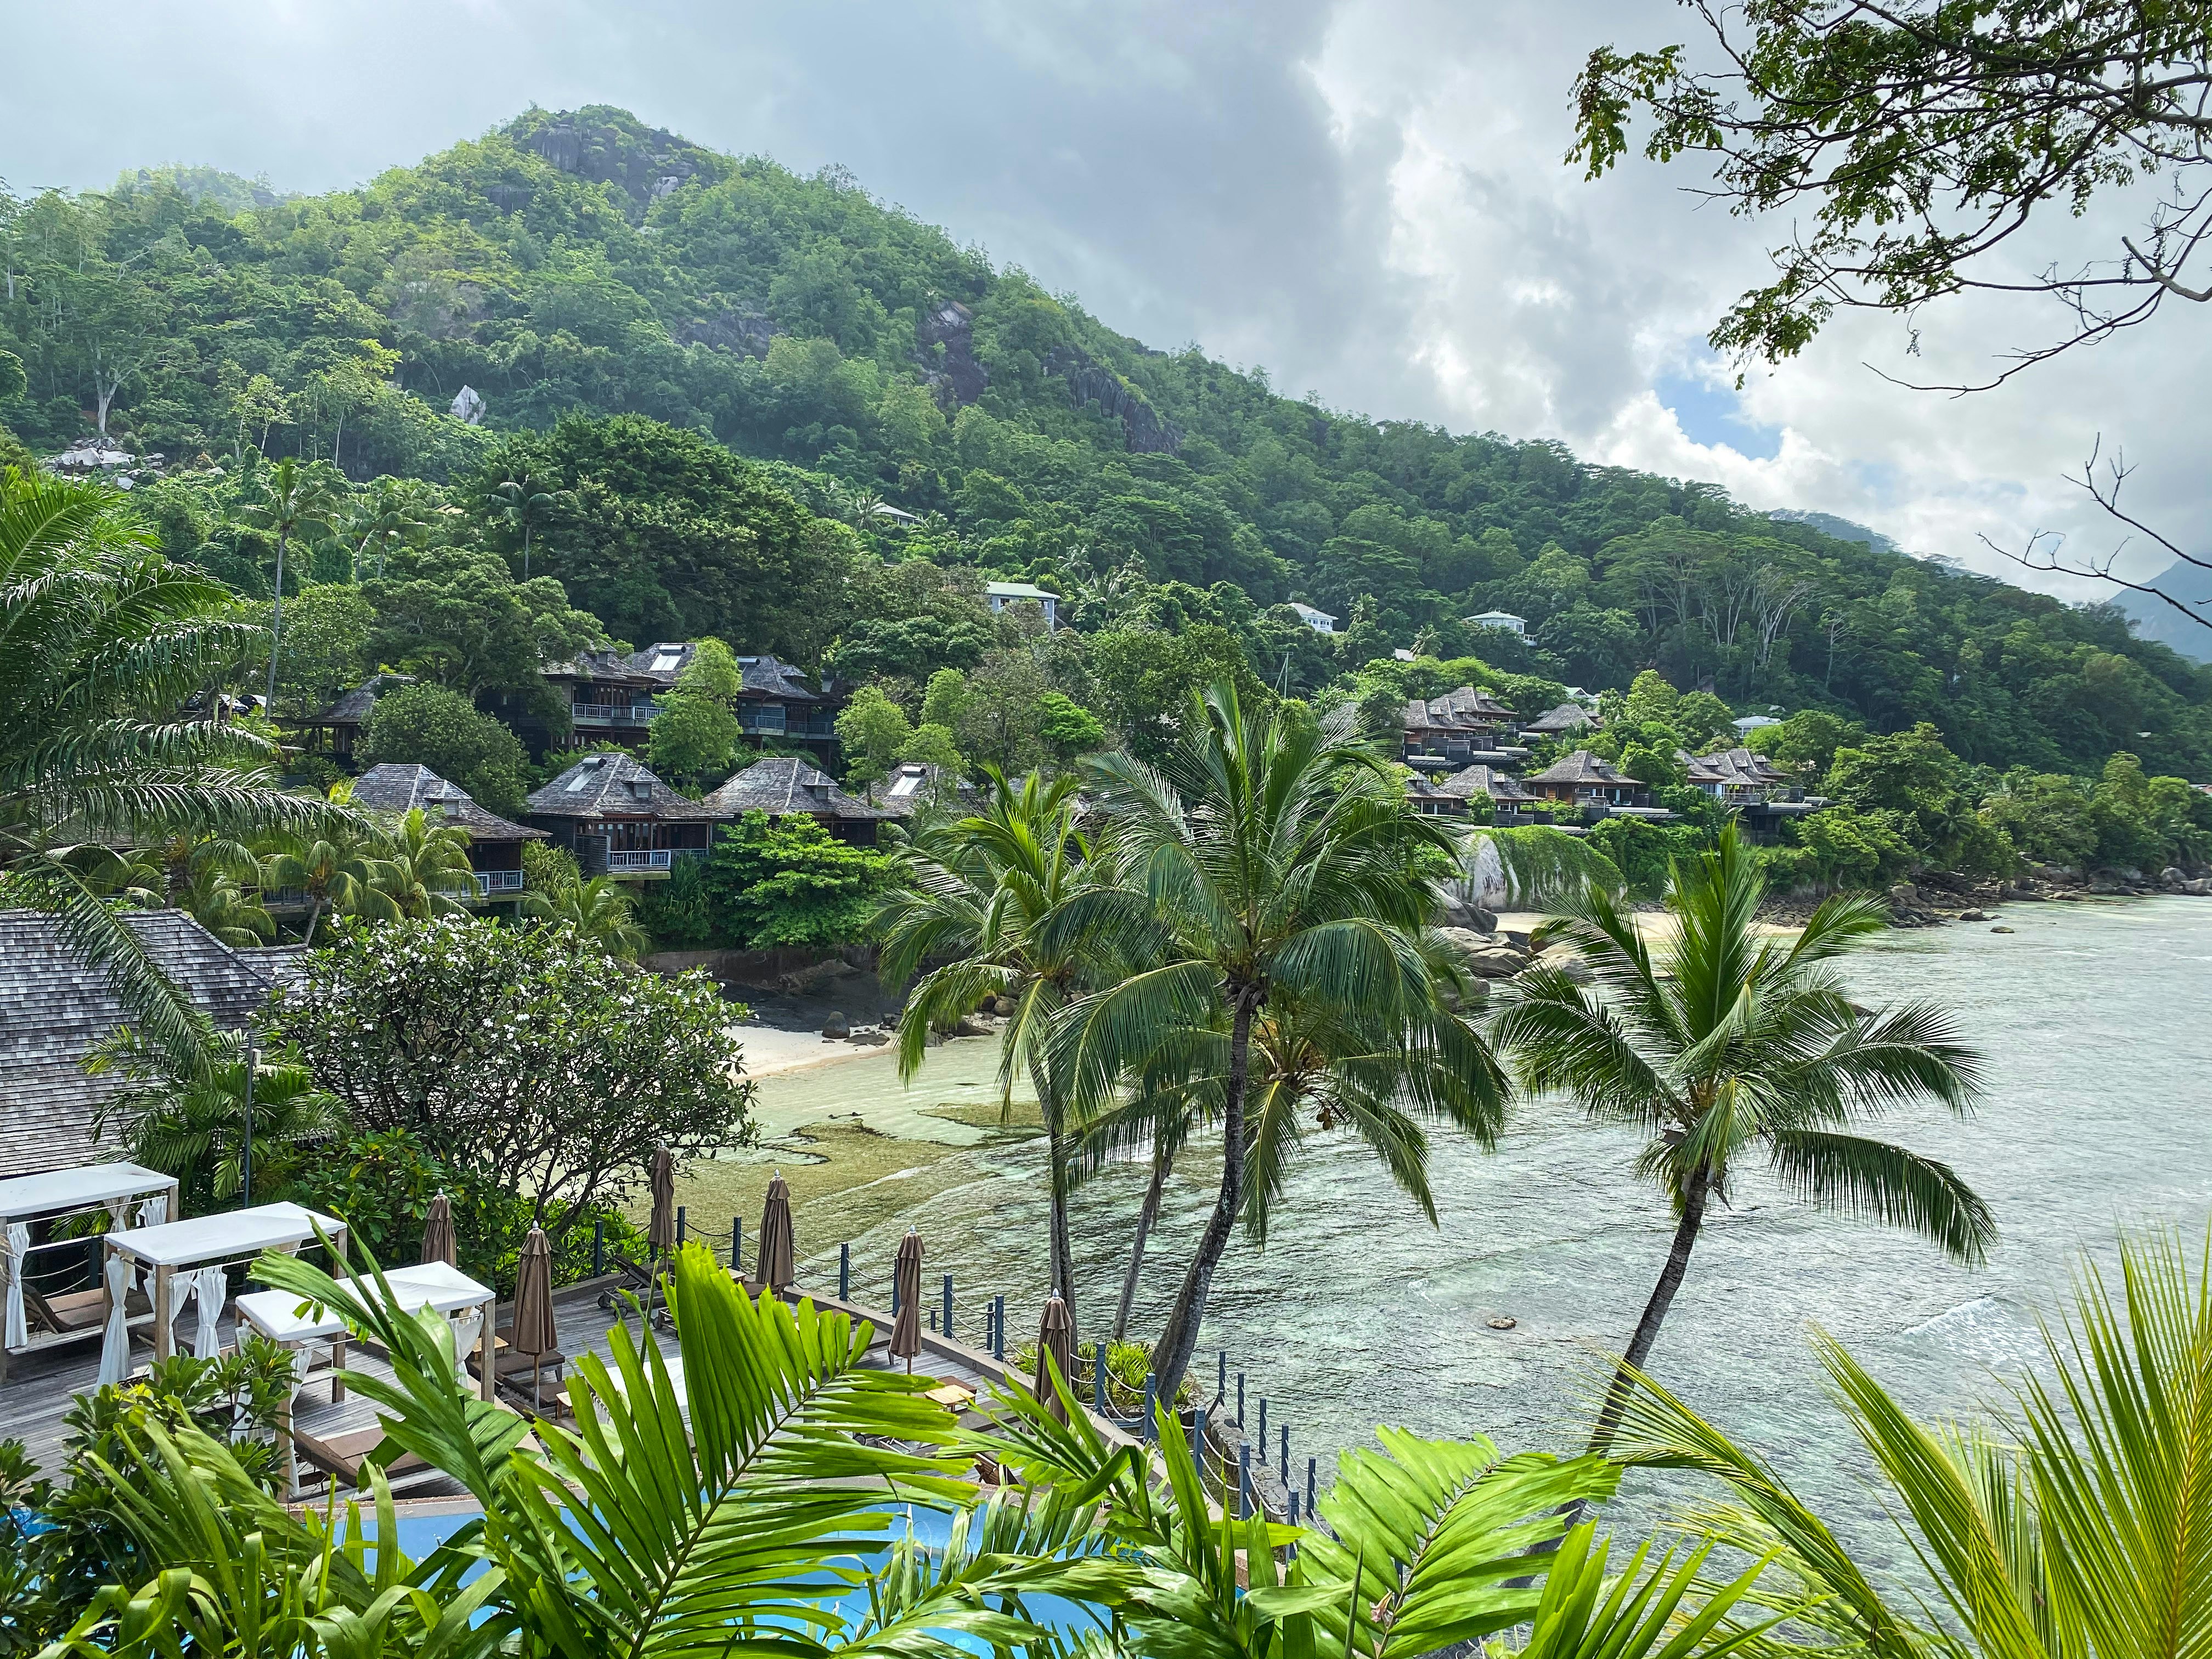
xmin=291 ymin=1425 xmax=430 ymax=1489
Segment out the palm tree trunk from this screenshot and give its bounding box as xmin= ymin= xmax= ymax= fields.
xmin=266 ymin=527 xmax=287 ymax=710
xmin=302 ymin=896 xmax=324 ymax=946
xmin=1045 ymin=1100 xmax=1077 ymax=1340
xmin=1590 ymin=1165 xmax=1709 ymax=1454
xmin=1113 ymin=1135 xmax=1170 ymax=1342
xmin=1150 ymin=988 xmax=1256 ymax=1401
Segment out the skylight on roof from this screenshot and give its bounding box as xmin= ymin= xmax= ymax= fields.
xmin=652 ymin=650 xmax=683 ymax=671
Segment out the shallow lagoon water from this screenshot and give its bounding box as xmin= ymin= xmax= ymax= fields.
xmin=755 ymin=899 xmax=2212 ymax=1556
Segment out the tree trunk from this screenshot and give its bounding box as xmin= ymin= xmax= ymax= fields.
xmin=1590 ymin=1164 xmax=1709 ymax=1455
xmin=1150 ymin=987 xmax=1256 ymax=1401
xmin=302 ymin=896 xmax=324 ymax=946
xmin=266 ymin=527 xmax=287 ymax=711
xmin=1113 ymin=1134 xmax=1171 ymax=1342
xmin=522 ymin=524 xmax=532 ymax=584
xmin=1045 ymin=1098 xmax=1078 ymax=1344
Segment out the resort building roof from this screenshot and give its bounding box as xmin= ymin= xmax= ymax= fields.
xmin=351 ymin=764 xmax=546 ymax=842
xmin=524 ymin=752 xmax=716 ymax=820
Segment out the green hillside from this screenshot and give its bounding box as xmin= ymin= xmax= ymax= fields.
xmin=2 ymin=104 xmax=2209 ymax=778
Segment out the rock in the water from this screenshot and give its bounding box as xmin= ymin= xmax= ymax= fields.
xmin=2184 ymin=878 xmax=2212 ymax=896
xmin=1957 ymin=909 xmax=1991 ymax=921
xmin=1535 ymin=945 xmax=1593 ymax=983
xmin=1487 ymin=1316 xmax=1517 ymax=1330
xmin=951 ymin=1015 xmax=990 ymax=1039
xmin=1888 ymin=882 xmax=1919 ymax=905
xmin=450 ymin=385 xmax=486 ymax=424
xmin=991 ymin=996 xmax=1018 ymax=1017
xmin=1991 ymin=925 xmax=2015 ymax=933
xmin=1436 ymin=895 xmax=1497 ymax=933
xmin=822 ymin=1011 xmax=850 ymax=1039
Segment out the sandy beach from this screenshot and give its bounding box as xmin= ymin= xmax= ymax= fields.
xmin=730 ymin=1020 xmax=895 ymax=1077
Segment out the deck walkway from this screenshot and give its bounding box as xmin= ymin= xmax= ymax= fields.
xmin=2 ymin=1272 xmax=1140 ymax=1504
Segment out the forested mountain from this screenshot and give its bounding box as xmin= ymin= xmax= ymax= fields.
xmin=2 ymin=104 xmax=2209 ymax=777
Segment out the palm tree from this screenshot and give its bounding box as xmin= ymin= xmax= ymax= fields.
xmin=522 ymin=873 xmax=648 ymax=958
xmin=1079 ymin=981 xmax=1505 ymax=1341
xmin=263 ymin=828 xmax=395 ymax=945
xmin=376 ymin=805 xmax=478 ymax=917
xmin=237 ymin=455 xmax=341 ymax=711
xmin=1049 ymin=682 xmax=1470 ymax=1397
xmin=0 ymin=471 xmax=345 ymax=1070
xmin=1493 ymin=822 xmax=1991 ymax=1451
xmin=1608 ymin=1224 xmax=2212 ymax=1659
xmin=178 ymin=860 xmax=275 ymax=947
xmin=91 ymin=1032 xmax=345 ymax=1213
xmin=876 ymin=768 xmax=1110 ymax=1329
xmin=341 ymin=477 xmax=428 ymax=580
xmin=490 ymin=470 xmax=572 ymax=583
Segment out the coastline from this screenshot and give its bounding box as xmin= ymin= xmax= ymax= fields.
xmin=732 ymin=1020 xmax=895 ymax=1078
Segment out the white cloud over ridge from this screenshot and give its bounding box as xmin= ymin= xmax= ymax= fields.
xmin=2 ymin=0 xmax=2203 ymax=604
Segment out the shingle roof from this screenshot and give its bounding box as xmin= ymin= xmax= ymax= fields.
xmin=1526 ymin=749 xmax=1631 ymax=786
xmin=736 ymin=654 xmax=820 ymax=701
xmin=1403 ymin=685 xmax=1519 ymax=733
xmin=351 ymin=763 xmax=546 ymax=842
xmin=0 ymin=911 xmax=280 ymax=1177
xmin=703 ymin=757 xmax=890 ymax=821
xmin=1523 ymin=702 xmax=1598 ymax=736
xmin=1440 ymin=764 xmax=1536 ymax=803
xmin=309 ymin=672 xmax=416 ymax=726
xmin=524 ymin=752 xmax=716 ymax=820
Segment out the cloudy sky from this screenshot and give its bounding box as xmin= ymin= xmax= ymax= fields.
xmin=7 ymin=0 xmax=2203 ymax=599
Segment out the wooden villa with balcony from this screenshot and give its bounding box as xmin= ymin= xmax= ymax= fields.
xmin=523 ymin=753 xmax=715 ymax=878
xmin=537 ymin=645 xmax=842 ymax=761
xmin=1523 ymin=750 xmax=1672 ymax=821
xmin=350 ymin=764 xmax=545 ymax=900
xmin=1402 ymin=686 xmax=1527 ymax=770
xmin=1680 ymin=747 xmax=1823 ymax=842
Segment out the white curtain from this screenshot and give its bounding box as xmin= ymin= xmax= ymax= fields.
xmin=96 ymin=1251 xmax=132 ymax=1385
xmin=2 ymin=1223 xmax=27 ymax=1350
xmin=186 ymin=1264 xmax=227 ymax=1359
xmin=449 ymin=1305 xmax=484 ymax=1383
xmin=135 ymin=1193 xmax=168 ymax=1228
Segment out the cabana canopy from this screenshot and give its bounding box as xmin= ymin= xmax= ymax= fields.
xmin=2 ymin=1161 xmax=178 ymax=1376
xmin=102 ymin=1201 xmax=349 ymax=1374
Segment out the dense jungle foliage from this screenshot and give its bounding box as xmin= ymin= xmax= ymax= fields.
xmin=2 ymin=105 xmax=2208 ymax=796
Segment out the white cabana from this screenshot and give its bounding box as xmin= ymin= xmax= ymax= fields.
xmin=0 ymin=1161 xmax=178 ymax=1384
xmin=236 ymin=1260 xmax=496 ymax=1495
xmin=101 ymin=1201 xmax=348 ymax=1376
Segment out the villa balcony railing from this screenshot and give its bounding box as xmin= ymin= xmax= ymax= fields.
xmin=572 ymin=702 xmax=658 ymax=726
xmin=473 ymin=869 xmax=524 ymax=895
xmin=607 ymin=849 xmax=675 ymax=872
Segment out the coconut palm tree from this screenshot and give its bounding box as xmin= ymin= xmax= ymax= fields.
xmin=263 ymin=827 xmax=396 ymax=945
xmin=489 ymin=470 xmax=572 ymax=584
xmin=1493 ymin=821 xmax=1991 ymax=1451
xmin=341 ymin=477 xmax=430 ymax=581
xmin=1607 ymin=1224 xmax=2212 ymax=1659
xmin=236 ymin=455 xmax=341 ymax=710
xmin=522 ymin=873 xmax=649 ymax=958
xmin=1048 ymin=681 xmax=1469 ymax=1397
xmin=376 ymin=805 xmax=479 ymax=918
xmin=178 ymin=860 xmax=275 ymax=947
xmin=876 ymin=768 xmax=1115 ymax=1331
xmin=0 ymin=471 xmax=345 ymax=1070
xmin=1077 ymin=981 xmax=1506 ymax=1341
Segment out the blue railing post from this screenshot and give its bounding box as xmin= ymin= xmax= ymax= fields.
xmin=1279 ymin=1423 xmax=1288 ymax=1474
xmin=1093 ymin=1348 xmax=1107 ymax=1419
xmin=732 ymin=1216 xmax=742 ymax=1276
xmin=1306 ymin=1456 xmax=1317 ymax=1519
xmin=1193 ymin=1406 xmax=1206 ymax=1474
xmin=992 ymin=1295 xmax=1005 ymax=1361
xmin=1237 ymin=1370 xmax=1246 ymax=1425
xmin=592 ymin=1218 xmax=605 ymax=1277
xmin=676 ymin=1205 xmax=687 ymax=1246
xmin=1218 ymin=1349 xmax=1227 ymax=1403
xmin=1257 ymin=1397 xmax=1267 ymax=1459
xmin=1239 ymin=1443 xmax=1252 ymax=1519
xmin=1143 ymin=1373 xmax=1157 ymax=1442
xmin=838 ymin=1243 xmax=850 ymax=1300
xmin=941 ymin=1273 xmax=953 ymax=1339
xmin=1289 ymin=1489 xmax=1300 ymax=1526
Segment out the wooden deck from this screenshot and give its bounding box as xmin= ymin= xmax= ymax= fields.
xmin=2 ymin=1272 xmax=1141 ymax=1503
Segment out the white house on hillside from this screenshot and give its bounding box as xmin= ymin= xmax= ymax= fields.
xmin=1464 ymin=610 xmax=1527 ymax=639
xmin=985 ymin=582 xmax=1059 ymax=630
xmin=1286 ymin=602 xmax=1338 ymax=634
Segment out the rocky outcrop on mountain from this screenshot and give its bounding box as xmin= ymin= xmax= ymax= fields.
xmin=679 ymin=309 xmax=778 ymax=357
xmin=504 ymin=106 xmax=725 ymax=216
xmin=1048 ymin=348 xmax=1182 ymax=454
xmin=450 ymin=386 xmax=486 ymax=425
xmin=918 ymin=299 xmax=989 ymax=405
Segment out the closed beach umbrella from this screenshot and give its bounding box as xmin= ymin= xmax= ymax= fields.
xmin=647 ymin=1146 xmax=677 ymax=1257
xmin=512 ymin=1226 xmax=558 ymax=1408
xmin=757 ymin=1171 xmax=795 ymax=1294
xmin=890 ymin=1228 xmax=923 ymax=1372
xmin=1031 ymin=1293 xmax=1075 ymax=1423
xmin=421 ymin=1192 xmax=456 ymax=1268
